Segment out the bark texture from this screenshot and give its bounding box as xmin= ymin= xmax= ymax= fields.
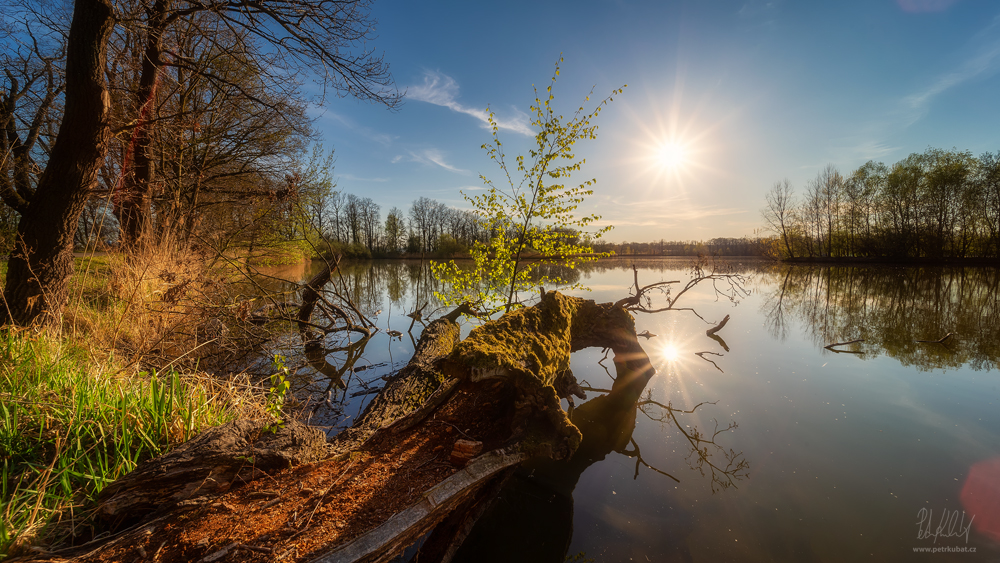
xmin=1 ymin=0 xmax=114 ymax=326
xmin=96 ymin=419 xmax=327 ymax=525
xmin=329 ymin=316 xmax=461 ymax=457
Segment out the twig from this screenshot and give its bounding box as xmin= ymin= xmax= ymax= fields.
xmin=824 ymin=339 xmax=864 ymax=350
xmin=916 ymin=332 xmax=954 ymax=344
xmin=428 ymin=419 xmax=476 ymax=441
xmin=350 ymin=387 xmax=382 ymax=398
xmin=579 ymin=386 xmax=612 ymax=394
xmin=236 ymin=544 xmax=273 ymax=554
xmin=695 ymin=351 xmax=724 ymax=373
xmin=293 ymin=460 xmax=356 ymax=537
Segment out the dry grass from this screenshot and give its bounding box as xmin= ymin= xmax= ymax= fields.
xmin=1 ymin=244 xmax=282 ymax=558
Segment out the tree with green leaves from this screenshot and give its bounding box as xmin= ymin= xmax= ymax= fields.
xmin=433 ymin=59 xmax=623 ymax=315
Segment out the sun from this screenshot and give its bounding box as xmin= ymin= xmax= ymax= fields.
xmin=660 ymin=343 xmax=681 ymax=363
xmin=657 ymin=142 xmax=688 ymax=170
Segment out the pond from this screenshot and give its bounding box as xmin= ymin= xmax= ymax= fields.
xmin=263 ymin=258 xmax=1000 ymax=562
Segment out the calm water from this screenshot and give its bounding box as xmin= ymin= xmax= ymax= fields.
xmin=264 ymin=258 xmax=1000 ymax=562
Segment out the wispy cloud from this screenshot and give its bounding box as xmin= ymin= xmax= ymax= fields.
xmin=839 ymin=140 xmax=900 ymax=163
xmin=393 ymin=149 xmax=469 ymax=173
xmin=902 ymin=14 xmax=1000 ymax=124
xmin=408 ymin=70 xmax=533 ymax=136
xmin=737 ymin=0 xmax=780 ymax=19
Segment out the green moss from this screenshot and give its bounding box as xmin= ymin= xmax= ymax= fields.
xmin=452 ymin=292 xmax=580 ymax=387
xmin=450 ymin=292 xmax=586 ymax=460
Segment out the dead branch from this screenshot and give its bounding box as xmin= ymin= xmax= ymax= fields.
xmin=695 ymin=351 xmax=724 ymax=373
xmin=617 ymin=263 xmax=749 ymax=317
xmin=407 ymin=301 xmax=429 ymax=333
xmin=706 ymin=314 xmax=730 ymax=336
xmin=916 ymin=332 xmax=954 ymax=344
xmin=824 ymin=339 xmax=864 ymax=350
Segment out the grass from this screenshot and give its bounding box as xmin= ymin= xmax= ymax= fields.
xmin=0 ymin=331 xmax=266 ymax=558
xmin=0 ymin=249 xmax=273 ymax=558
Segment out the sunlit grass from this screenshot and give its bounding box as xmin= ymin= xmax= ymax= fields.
xmin=0 ymin=330 xmax=266 ymax=556
xmin=0 ymin=249 xmax=273 ymax=557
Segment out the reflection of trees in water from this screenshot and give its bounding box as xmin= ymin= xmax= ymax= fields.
xmin=330 ymin=260 xmax=447 ymax=316
xmin=760 ymin=265 xmax=1000 ymax=371
xmin=451 ymin=336 xmax=747 ymax=563
xmin=578 ymin=256 xmax=770 ymax=277
xmin=529 ymin=262 xmax=582 ymax=287
xmin=636 ymin=395 xmax=748 ymax=493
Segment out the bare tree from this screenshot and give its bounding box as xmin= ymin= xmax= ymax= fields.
xmin=1 ymin=0 xmax=402 ymax=327
xmin=1 ymin=0 xmax=115 ymax=326
xmin=761 ymin=179 xmax=796 ymax=258
xmin=112 ymin=0 xmax=402 ymax=249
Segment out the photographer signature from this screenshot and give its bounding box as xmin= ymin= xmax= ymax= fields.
xmin=917 ymin=508 xmax=974 ymax=544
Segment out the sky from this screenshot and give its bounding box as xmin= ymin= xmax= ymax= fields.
xmin=312 ymin=0 xmax=1000 ymax=243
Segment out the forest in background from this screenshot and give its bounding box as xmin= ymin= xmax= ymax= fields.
xmin=761 ymin=147 xmax=1000 ymax=260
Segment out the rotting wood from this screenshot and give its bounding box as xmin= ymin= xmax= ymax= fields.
xmin=306 ymin=448 xmax=528 ymax=563
xmin=449 ymin=439 xmax=483 ymax=467
xmin=329 ymin=316 xmax=461 ymax=457
xmin=409 ymin=468 xmax=515 ymax=562
xmin=96 ymin=419 xmax=328 ymax=526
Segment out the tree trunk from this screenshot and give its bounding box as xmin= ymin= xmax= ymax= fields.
xmin=1 ymin=0 xmax=114 ymax=327
xmin=115 ymin=0 xmax=168 ymax=250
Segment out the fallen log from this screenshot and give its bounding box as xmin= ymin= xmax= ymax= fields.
xmin=309 ymin=448 xmax=527 ymax=563
xmin=51 ymin=291 xmax=658 ymax=563
xmin=96 ymin=419 xmax=329 ymax=527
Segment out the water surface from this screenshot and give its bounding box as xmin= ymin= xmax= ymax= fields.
xmin=266 ymin=258 xmax=1000 ymax=561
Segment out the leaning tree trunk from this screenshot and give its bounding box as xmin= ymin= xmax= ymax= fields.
xmin=1 ymin=0 xmax=114 ymax=327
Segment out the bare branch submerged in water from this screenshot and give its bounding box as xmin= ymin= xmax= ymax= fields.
xmin=616 ymin=260 xmax=750 ymax=317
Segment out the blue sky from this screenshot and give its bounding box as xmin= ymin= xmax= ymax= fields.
xmin=313 ymin=0 xmax=1000 ymax=242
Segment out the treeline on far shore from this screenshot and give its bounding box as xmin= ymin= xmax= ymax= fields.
xmin=761 ymin=147 xmax=1000 ymax=260
xmin=590 ymin=237 xmax=768 ymax=257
